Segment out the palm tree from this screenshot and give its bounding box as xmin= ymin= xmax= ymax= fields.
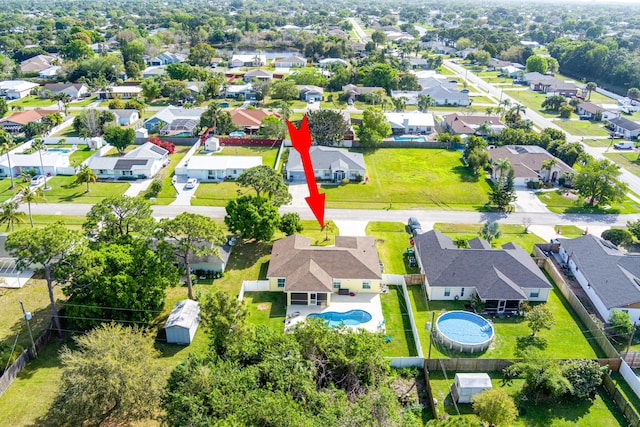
xmin=585 ymin=82 xmax=597 ymax=101
xmin=76 ymin=164 xmax=97 ymax=193
xmin=278 ymin=100 xmax=292 ymax=121
xmin=0 ymin=201 xmax=25 ymax=231
xmin=17 ymin=184 xmax=45 ymax=227
xmin=541 ymin=158 xmax=558 ymax=182
xmin=485 ymin=106 xmax=494 ymax=116
xmin=492 ymin=157 xmax=512 ymax=179
xmin=417 ymin=94 xmax=434 ymax=113
xmin=31 ymin=138 xmax=50 ymax=190
xmin=392 ymin=97 xmax=407 ymax=112
xmin=0 ymin=130 xmax=15 ymax=189
xmin=476 ymin=121 xmax=493 ymax=138
xmin=510 ymin=104 xmax=526 ymax=122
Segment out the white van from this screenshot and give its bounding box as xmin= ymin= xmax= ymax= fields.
xmin=614 ymin=141 xmax=635 ymax=150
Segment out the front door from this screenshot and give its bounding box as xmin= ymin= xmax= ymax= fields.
xmin=497 ymin=300 xmax=506 ymax=313
xmin=309 ymin=293 xmax=317 ymax=306
xmin=334 ymin=171 xmax=345 ymax=181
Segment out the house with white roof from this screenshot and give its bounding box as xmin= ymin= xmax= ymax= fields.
xmin=318 ymin=58 xmax=348 ymax=68
xmin=385 ymin=112 xmax=434 ymax=135
xmin=96 ymin=85 xmax=143 ymax=100
xmin=0 ymin=150 xmax=74 ymax=177
xmin=0 ymin=81 xmax=40 ymax=99
xmin=223 ymin=83 xmax=255 ymax=99
xmin=41 ymin=83 xmax=89 ymax=100
xmin=85 ymin=142 xmax=169 ymax=179
xmin=148 ymin=52 xmax=187 ymax=66
xmin=175 ymin=155 xmax=262 ymax=181
xmin=286 ymin=146 xmax=365 ymax=182
xmin=144 ymin=106 xmax=206 ymax=134
xmin=112 ymin=109 xmax=140 ymax=126
xmin=142 ymin=66 xmax=166 ymax=78
xmin=38 ymin=66 xmax=62 ymax=79
xmin=274 ymin=56 xmax=306 ymax=68
xmin=243 ymin=69 xmax=273 ymax=82
xmin=230 ymin=54 xmax=266 ymax=68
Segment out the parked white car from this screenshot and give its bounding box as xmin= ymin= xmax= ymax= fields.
xmin=185 ymin=178 xmax=198 ymax=189
xmin=30 ymin=175 xmax=45 ymax=186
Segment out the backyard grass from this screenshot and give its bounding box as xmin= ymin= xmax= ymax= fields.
xmin=144 ymin=145 xmax=191 ymax=205
xmin=583 ymin=137 xmax=617 ymax=148
xmin=553 ymin=119 xmax=610 ymax=137
xmin=433 ymin=223 xmax=545 ymax=253
xmin=8 ymin=95 xmax=56 ymax=108
xmin=68 ymin=145 xmax=94 ymax=164
xmin=51 ymin=125 xmax=79 ymax=138
xmin=605 ymin=151 xmax=640 ymax=178
xmin=210 ymin=146 xmax=279 ymax=168
xmin=537 ymin=189 xmax=639 ymax=214
xmin=365 ymin=222 xmax=418 ymax=275
xmin=380 ymin=285 xmax=417 ymax=357
xmin=320 ymin=148 xmax=492 ymax=210
xmin=428 ymin=371 xmax=626 ymax=427
xmin=42 ymin=175 xmax=130 ymax=203
xmin=244 ymin=292 xmax=286 ymax=331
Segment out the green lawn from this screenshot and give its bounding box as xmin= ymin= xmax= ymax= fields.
xmin=380 ymin=285 xmax=417 ymax=357
xmin=537 ymin=189 xmax=639 ymax=214
xmin=42 ymin=175 xmax=129 ymax=203
xmin=0 ymin=177 xmax=18 ymax=202
xmin=9 ymin=95 xmax=56 ymax=108
xmin=5 ymin=214 xmax=86 ymax=232
xmin=553 ymin=119 xmax=610 ymax=137
xmin=68 ymin=145 xmax=94 ymax=164
xmin=320 ymin=148 xmax=492 ymax=210
xmin=191 ymin=181 xmax=240 ymax=206
xmin=605 ymin=151 xmax=640 ymax=178
xmin=209 ymin=146 xmax=279 ymax=168
xmin=51 ymin=125 xmax=80 ymax=138
xmin=433 ymin=223 xmax=545 ymax=253
xmin=144 ymin=145 xmax=191 ymax=205
xmin=428 ymin=371 xmax=626 ymax=427
xmin=555 ymin=224 xmax=585 ymax=238
xmin=365 ymin=222 xmax=418 ymax=275
xmin=470 ymin=96 xmax=497 ymax=105
xmin=244 ymin=292 xmax=286 ymax=331
xmin=68 ymin=96 xmax=96 ymax=107
xmin=583 ymin=138 xmax=616 ymax=148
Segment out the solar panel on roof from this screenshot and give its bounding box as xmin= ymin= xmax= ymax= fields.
xmin=114 ymin=159 xmax=148 ymax=170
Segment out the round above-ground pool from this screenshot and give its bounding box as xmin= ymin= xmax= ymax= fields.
xmin=307 ymin=309 xmax=372 ymax=328
xmin=435 ymin=311 xmax=494 ymax=353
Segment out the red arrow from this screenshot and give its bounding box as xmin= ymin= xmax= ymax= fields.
xmin=286 ymin=115 xmax=325 ymax=228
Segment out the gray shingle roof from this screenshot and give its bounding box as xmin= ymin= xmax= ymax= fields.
xmin=558 ymin=235 xmax=640 ymax=309
xmin=414 ymin=230 xmax=551 ymax=300
xmin=287 ymin=146 xmax=365 ymax=172
xmin=610 ymin=116 xmax=640 ymax=132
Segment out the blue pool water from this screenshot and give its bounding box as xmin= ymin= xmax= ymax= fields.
xmin=437 ymin=311 xmax=493 ymax=344
xmin=307 ymin=309 xmax=372 ymax=327
xmin=47 ymin=148 xmax=71 ymax=153
xmin=393 ymin=136 xmax=426 ymax=142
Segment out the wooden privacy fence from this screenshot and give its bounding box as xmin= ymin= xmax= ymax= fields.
xmin=404 ymin=274 xmax=425 ymax=286
xmin=603 ymin=374 xmax=640 ymax=427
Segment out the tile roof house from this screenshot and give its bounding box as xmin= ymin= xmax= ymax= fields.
xmin=442 ymin=113 xmax=507 ymax=136
xmin=385 ymin=112 xmax=435 ymax=135
xmin=229 ymin=108 xmax=280 ymax=133
xmin=576 ymin=102 xmax=619 ymax=121
xmin=148 ymin=52 xmax=187 ymax=66
xmin=414 ymin=230 xmax=552 ymax=313
xmin=608 ymin=117 xmax=640 ymax=139
xmin=266 ymin=234 xmax=382 ymax=306
xmin=488 ymin=145 xmax=574 ymax=186
xmin=286 ymin=146 xmax=365 ymax=182
xmin=0 ymin=109 xmax=58 ymax=133
xmin=175 ymin=155 xmax=262 ymax=181
xmin=243 ymin=69 xmax=273 ymax=82
xmin=85 ymin=142 xmax=169 ymax=180
xmin=342 ymin=84 xmax=384 ymax=99
xmin=0 ymin=81 xmax=40 ymax=99
xmin=522 ymin=72 xmax=579 ymax=96
xmin=41 ymin=83 xmax=89 ymax=100
xmin=274 ymin=55 xmax=306 ymax=68
xmin=19 ymin=54 xmax=57 ymax=73
xmin=144 ymin=106 xmax=206 ymax=134
xmin=556 ymin=235 xmax=640 ymax=321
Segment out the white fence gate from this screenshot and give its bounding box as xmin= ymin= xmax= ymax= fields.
xmin=382 ymin=274 xmax=405 ymax=286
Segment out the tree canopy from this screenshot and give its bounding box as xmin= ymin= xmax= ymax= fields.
xmin=356 ymin=107 xmax=391 ymax=148
xmin=235 ymin=165 xmax=292 ymax=206
xmin=224 ymin=195 xmax=280 ymax=241
xmin=84 ymin=195 xmax=154 ymax=243
xmin=574 ymin=158 xmax=628 ymax=206
xmin=306 ymin=109 xmax=350 ymax=146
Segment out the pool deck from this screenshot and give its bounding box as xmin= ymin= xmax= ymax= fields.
xmin=285 ymin=293 xmax=385 ymax=333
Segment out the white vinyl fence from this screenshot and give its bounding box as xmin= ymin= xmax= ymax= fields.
xmin=619 ymin=359 xmax=640 ymax=400
xmin=238 ymin=280 xmax=270 ymax=300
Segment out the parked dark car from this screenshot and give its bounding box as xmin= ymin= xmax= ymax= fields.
xmin=407 ymin=217 xmax=422 ymax=235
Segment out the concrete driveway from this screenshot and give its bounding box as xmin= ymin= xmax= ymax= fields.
xmin=170 ymin=175 xmax=198 ymax=206
xmin=514 ymin=188 xmax=550 ymax=214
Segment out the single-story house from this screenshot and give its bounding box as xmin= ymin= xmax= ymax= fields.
xmin=175 ymin=155 xmax=262 ymax=181
xmin=417 ymin=76 xmax=456 ymax=91
xmin=385 ymin=111 xmax=434 ymax=135
xmin=144 ymin=106 xmax=206 ymax=134
xmin=452 ymin=373 xmax=492 ymax=404
xmin=243 ymin=69 xmax=273 ymax=82
xmin=230 ymin=54 xmax=266 ymax=68
xmin=442 ymin=113 xmax=507 ymax=136
xmin=522 ymin=72 xmax=579 ymax=97
xmin=0 ymin=109 xmax=59 ymax=133
xmin=422 ymin=85 xmax=470 ymax=106
xmin=456 ymin=48 xmax=478 ymax=59
xmin=164 ymin=299 xmax=200 ymax=345
xmin=608 ymin=116 xmax=640 ymax=139
xmin=414 ymin=230 xmax=552 ymax=313
xmin=501 ymin=65 xmax=522 ymax=78
xmin=19 ymin=54 xmax=58 ymax=73
xmin=318 ymin=58 xmax=348 ymax=68
xmin=266 ymin=234 xmax=382 ymax=306
xmin=274 ymin=56 xmax=306 ymax=68
xmin=112 ymin=109 xmax=140 ymax=126
xmin=188 ymin=242 xmax=232 ymax=274
xmin=342 ymin=84 xmax=384 ymax=100
xmin=141 ymin=66 xmax=166 ymax=78
xmin=0 ymin=81 xmax=40 ymax=99
xmin=286 ymin=146 xmax=365 ymax=182
xmin=298 ymin=85 xmax=324 ymax=102
xmin=148 ymin=52 xmax=187 ymax=66
xmin=408 ymin=57 xmax=429 ymax=69
xmin=229 ymin=108 xmax=280 ymax=134
xmin=576 ymin=102 xmax=619 ymax=121
xmin=41 ymin=83 xmax=89 ymax=100
xmin=223 ymin=83 xmax=256 ymax=99
xmin=86 ymin=142 xmax=169 ymax=179
xmin=96 ymin=85 xmax=143 ymax=100
xmin=38 ymin=66 xmax=62 ymax=79
xmin=421 ymin=41 xmax=457 ymax=55
xmin=0 ymin=150 xmax=73 ymax=177
xmin=555 ymin=235 xmax=640 ymax=322
xmin=488 ymin=145 xmax=574 ymax=185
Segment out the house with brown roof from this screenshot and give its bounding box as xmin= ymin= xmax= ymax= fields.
xmin=266 ymin=235 xmax=382 ymax=306
xmin=442 ymin=113 xmax=506 ymax=136
xmin=0 ymin=110 xmax=58 ymax=133
xmin=576 ymin=102 xmax=618 ymax=121
xmin=19 ymin=54 xmax=58 ymax=73
xmin=522 ymin=72 xmax=579 ymax=97
xmin=488 ymin=145 xmax=574 ymax=186
xmin=229 ymin=108 xmax=280 ymax=133
xmin=342 ymin=84 xmax=384 ymax=100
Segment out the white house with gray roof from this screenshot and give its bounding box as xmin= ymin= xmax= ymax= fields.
xmin=556 ymin=235 xmax=640 ymax=322
xmin=414 ymin=230 xmax=552 ymax=314
xmin=385 ymin=112 xmax=434 ymax=135
xmin=175 ymin=155 xmax=262 ymax=181
xmin=286 ymin=146 xmax=365 ymax=182
xmin=144 ymin=106 xmax=206 ymax=133
xmin=85 ymin=142 xmax=168 ymax=180
xmin=0 ymin=80 xmax=39 ymax=99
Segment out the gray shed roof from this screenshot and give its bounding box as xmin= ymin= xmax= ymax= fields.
xmin=287 ymin=146 xmax=365 ymax=172
xmin=414 ymin=230 xmax=551 ymax=300
xmin=164 ymin=299 xmax=200 ymax=329
xmin=558 ymin=235 xmax=640 ymax=310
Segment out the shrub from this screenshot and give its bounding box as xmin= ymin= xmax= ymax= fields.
xmin=601 ymin=228 xmax=633 ymax=246
xmin=149 ymin=179 xmax=163 ymax=196
xmin=355 ymin=174 xmax=363 ymax=183
xmin=340 ymin=178 xmax=349 ymax=185
xmin=526 ymin=180 xmax=543 ymax=189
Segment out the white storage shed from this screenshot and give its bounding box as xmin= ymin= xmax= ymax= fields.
xmin=451 ymin=373 xmax=492 ymax=403
xmin=164 ymin=299 xmax=200 ymax=345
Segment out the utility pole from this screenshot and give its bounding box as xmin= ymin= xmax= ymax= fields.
xmin=19 ymin=300 xmax=36 ymax=358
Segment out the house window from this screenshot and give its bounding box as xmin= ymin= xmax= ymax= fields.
xmin=99 ymin=169 xmax=106 ymax=174
xmin=277 ymin=278 xmax=285 ymax=288
xmin=444 ymin=288 xmax=451 ymax=297
xmin=530 ymin=289 xmax=540 ymax=298
xmin=122 ymin=171 xmax=132 ymax=176
xmin=333 ymin=280 xmax=341 ymax=289
xmin=324 ymin=170 xmax=331 ymax=177
xmin=460 ymin=288 xmax=465 ymax=297
xmin=363 ymin=280 xmax=371 ymax=290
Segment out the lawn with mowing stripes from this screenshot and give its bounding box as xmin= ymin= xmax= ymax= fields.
xmin=380 ymin=285 xmax=417 ymax=357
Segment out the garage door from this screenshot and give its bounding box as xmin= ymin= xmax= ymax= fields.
xmin=288 ymin=171 xmax=306 ymax=181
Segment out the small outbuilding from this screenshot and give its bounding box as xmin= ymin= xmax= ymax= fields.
xmin=451 ymin=373 xmax=492 ymax=403
xmin=164 ymin=299 xmax=200 ymax=345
